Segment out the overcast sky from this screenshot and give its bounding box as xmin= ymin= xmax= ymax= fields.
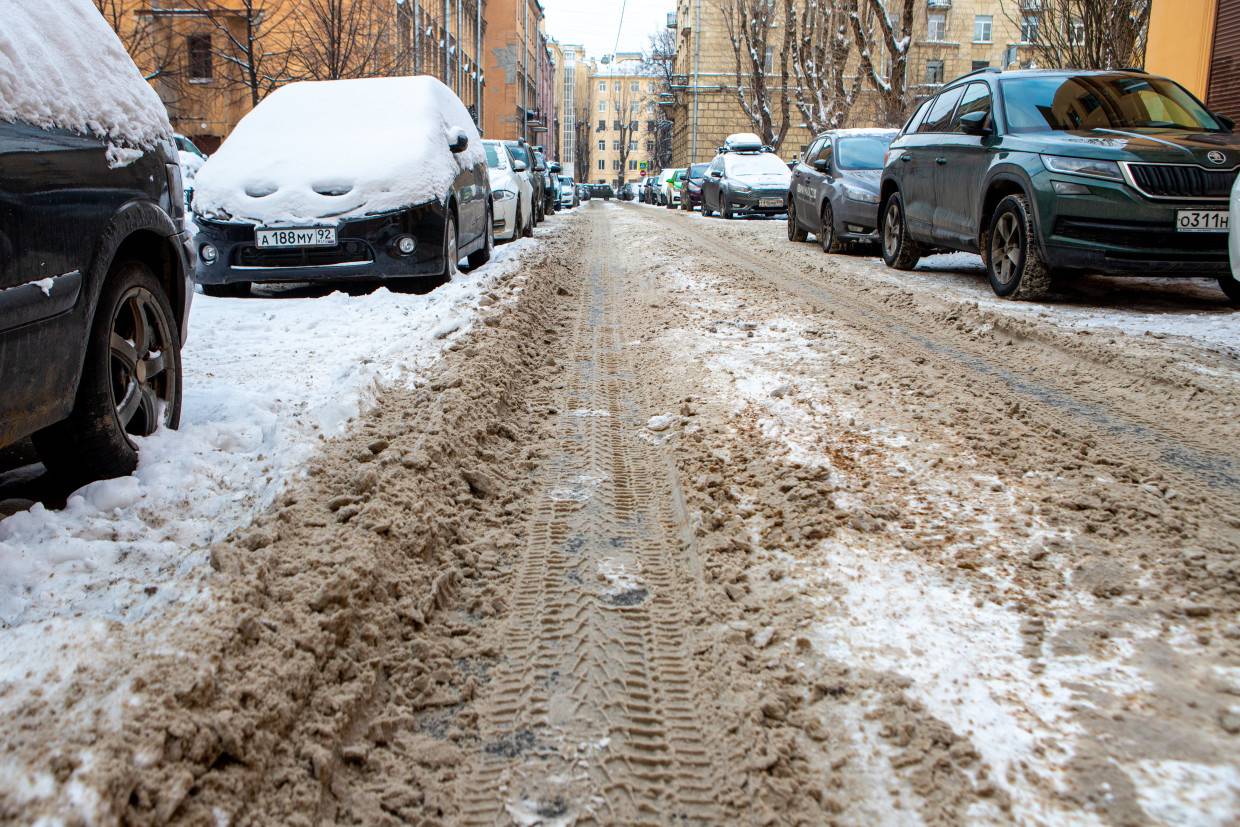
xmin=540 ymin=0 xmax=676 ymax=59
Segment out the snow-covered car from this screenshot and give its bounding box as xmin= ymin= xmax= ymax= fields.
xmin=558 ymin=175 xmax=579 ymax=209
xmin=484 ymin=139 xmax=533 ymax=242
xmin=0 ymin=0 xmax=192 ymax=487
xmin=192 ymin=76 xmax=492 ymax=297
xmin=1229 ymin=174 xmax=1240 ymax=303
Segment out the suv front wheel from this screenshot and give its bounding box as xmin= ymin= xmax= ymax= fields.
xmin=985 ymin=194 xmax=1052 ymax=300
xmin=34 ymin=261 xmax=182 ymax=487
xmin=880 ymin=192 xmax=922 ymax=270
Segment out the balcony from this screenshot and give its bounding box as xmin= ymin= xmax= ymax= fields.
xmin=927 ymin=0 xmax=950 ymax=7
xmin=667 ymin=11 xmax=676 ymax=29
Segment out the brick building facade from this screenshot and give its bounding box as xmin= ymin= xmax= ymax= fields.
xmin=480 ymin=0 xmax=547 ymax=141
xmin=586 ymin=54 xmax=662 ymax=188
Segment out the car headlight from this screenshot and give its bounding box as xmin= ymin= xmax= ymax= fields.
xmin=731 ymin=182 xmax=753 ymax=193
xmin=1041 ymin=155 xmax=1124 ymax=182
xmin=493 ymin=189 xmax=516 ymax=201
xmin=843 ymin=187 xmax=879 ymax=204
xmin=687 ymin=182 xmax=701 ymax=192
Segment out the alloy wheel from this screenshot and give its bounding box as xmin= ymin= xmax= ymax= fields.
xmin=109 ymin=287 xmax=176 ymax=437
xmin=990 ymin=212 xmax=1021 ymax=287
xmin=882 ymin=201 xmax=901 ymax=259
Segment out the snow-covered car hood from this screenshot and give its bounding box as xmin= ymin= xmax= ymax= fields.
xmin=193 ymin=76 xmax=486 ymax=226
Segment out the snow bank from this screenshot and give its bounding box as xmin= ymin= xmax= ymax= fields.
xmin=0 ymin=0 xmax=171 ymax=147
xmin=193 ymin=76 xmax=487 ymax=225
xmin=0 ymin=232 xmax=546 ymax=703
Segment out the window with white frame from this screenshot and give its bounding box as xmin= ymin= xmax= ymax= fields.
xmin=1021 ymin=15 xmax=1040 ymax=43
xmin=598 ymin=100 xmax=606 ymax=112
xmin=973 ymin=14 xmax=992 ymax=43
xmin=598 ymin=81 xmax=606 ymax=91
xmin=1068 ymin=17 xmax=1084 ymax=45
xmin=927 ymin=12 xmax=947 ymax=42
xmin=598 ymin=139 xmax=605 ymax=151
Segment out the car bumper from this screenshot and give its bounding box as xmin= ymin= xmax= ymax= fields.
xmin=492 ymin=196 xmax=518 ymax=240
xmin=834 ymin=198 xmax=881 ymax=242
xmin=192 ymin=202 xmax=451 ymax=284
xmin=174 ymin=229 xmax=195 ymax=340
xmin=1034 ymin=172 xmax=1231 ymax=275
xmin=729 ymin=190 xmax=787 ymax=215
xmin=684 ymin=189 xmax=703 ymax=206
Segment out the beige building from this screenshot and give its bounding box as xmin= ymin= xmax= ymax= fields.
xmin=586 ymin=54 xmax=662 ymax=188
xmin=669 ymin=0 xmax=1032 ymax=166
xmin=552 ymin=42 xmax=586 ymax=178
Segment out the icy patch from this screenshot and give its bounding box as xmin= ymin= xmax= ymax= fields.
xmin=1130 ymin=760 xmax=1240 ymax=826
xmin=646 ymin=414 xmax=676 ymax=432
xmin=549 ymin=474 xmax=606 ymax=503
xmin=568 ymin=409 xmax=611 ymax=418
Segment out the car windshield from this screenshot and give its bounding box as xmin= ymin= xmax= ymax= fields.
xmin=688 ymin=163 xmax=710 ymax=178
xmin=725 ymin=152 xmax=792 ymax=179
xmin=484 ymin=143 xmax=505 ymax=169
xmin=836 ymin=135 xmax=892 ymax=170
xmin=1001 ymin=75 xmax=1223 ymax=134
xmin=560 ymin=176 xmax=573 ymax=184
xmin=507 ymin=143 xmax=531 ymax=164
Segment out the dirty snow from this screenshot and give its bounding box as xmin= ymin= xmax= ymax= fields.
xmin=193 ymin=76 xmax=487 ymax=225
xmin=0 ymin=0 xmax=171 ymax=147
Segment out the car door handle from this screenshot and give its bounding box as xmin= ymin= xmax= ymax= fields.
xmin=935 ymin=157 xmax=947 ymax=165
xmin=900 ymin=154 xmax=912 ymax=162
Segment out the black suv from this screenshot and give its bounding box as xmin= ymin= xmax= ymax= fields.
xmin=880 ymin=68 xmax=1240 ymax=301
xmin=1 ymin=21 xmax=192 ymax=486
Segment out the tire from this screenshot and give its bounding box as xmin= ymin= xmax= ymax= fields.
xmin=787 ymin=202 xmax=808 ymax=242
xmin=33 ymin=260 xmax=182 ymax=488
xmin=682 ymin=195 xmax=691 ymax=211
xmin=1219 ymin=273 xmax=1240 ymax=305
xmin=467 ymin=209 xmax=493 ymax=269
xmin=441 ymin=213 xmax=459 ymax=279
xmin=820 ymin=201 xmax=842 ymax=253
xmin=722 ymin=197 xmax=734 ymax=220
xmin=202 ymin=281 xmax=251 ymax=298
xmin=880 ymin=192 xmax=922 ymax=271
xmin=518 ymin=204 xmax=532 ymax=239
xmin=985 ymin=194 xmax=1052 ymax=300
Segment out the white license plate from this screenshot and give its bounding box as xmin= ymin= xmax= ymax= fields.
xmin=256 ymin=227 xmax=338 ymax=248
xmin=760 ymin=198 xmax=784 ymax=208
xmin=1175 ymin=209 xmax=1229 ymax=233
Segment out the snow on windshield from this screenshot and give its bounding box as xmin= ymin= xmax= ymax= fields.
xmin=0 ymin=0 xmax=171 ymax=148
xmin=725 ymin=152 xmax=792 ymax=181
xmin=193 ymin=76 xmax=486 ymax=225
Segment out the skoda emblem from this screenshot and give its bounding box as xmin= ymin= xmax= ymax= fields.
xmin=1207 ymin=150 xmax=1227 ymax=165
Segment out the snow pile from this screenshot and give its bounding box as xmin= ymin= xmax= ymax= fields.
xmin=178 ymin=149 xmax=205 ymax=183
xmin=193 ymin=76 xmax=487 ymax=225
xmin=0 ymin=233 xmax=542 ymax=667
xmin=0 ymin=0 xmax=171 ymax=147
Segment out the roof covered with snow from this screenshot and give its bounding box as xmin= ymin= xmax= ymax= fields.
xmin=192 ymin=76 xmax=487 ymax=225
xmin=0 ymin=0 xmax=172 ymax=147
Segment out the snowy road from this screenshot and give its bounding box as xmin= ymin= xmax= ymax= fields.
xmin=1 ymin=202 xmax=1238 ymax=825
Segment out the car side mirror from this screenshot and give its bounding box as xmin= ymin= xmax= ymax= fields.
xmin=512 ymin=159 xmax=527 ymax=172
xmin=447 ymin=128 xmax=469 ymax=153
xmin=710 ymin=170 xmax=723 ymax=178
xmin=959 ymin=110 xmax=992 ymax=136
xmin=813 ymin=158 xmax=829 ymax=172
xmin=550 ymin=163 xmax=561 ymax=173
xmin=1217 ymin=113 xmax=1236 ymax=132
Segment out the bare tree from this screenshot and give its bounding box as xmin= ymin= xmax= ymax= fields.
xmin=290 ymin=0 xmax=399 ymax=81
xmin=717 ymin=0 xmax=793 ymax=150
xmin=786 ymin=0 xmax=865 ymax=133
xmin=93 ymin=0 xmax=180 ymax=86
xmin=179 ymin=0 xmax=297 ymax=108
xmin=1000 ymin=0 xmax=1150 ymax=70
xmin=642 ymin=28 xmax=677 ymax=170
xmin=612 ymin=78 xmax=640 ymax=189
xmin=850 ymin=0 xmax=917 ymax=126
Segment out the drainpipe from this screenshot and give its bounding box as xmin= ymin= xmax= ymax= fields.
xmin=691 ymin=0 xmax=701 ymax=161
xmin=443 ymin=0 xmax=450 ymax=85
xmin=456 ymin=0 xmax=463 ymax=94
xmin=414 ymin=1 xmax=421 ymax=74
xmin=476 ymin=0 xmax=483 ymax=123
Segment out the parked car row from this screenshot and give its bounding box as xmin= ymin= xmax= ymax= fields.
xmin=668 ymin=70 xmax=1240 ymax=303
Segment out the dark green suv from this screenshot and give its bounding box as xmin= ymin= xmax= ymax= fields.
xmin=879 ymin=69 xmax=1240 ymax=302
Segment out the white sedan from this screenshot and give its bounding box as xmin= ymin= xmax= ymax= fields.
xmin=484 ymin=139 xmax=534 ymax=242
xmin=1228 ymin=173 xmax=1240 ymax=303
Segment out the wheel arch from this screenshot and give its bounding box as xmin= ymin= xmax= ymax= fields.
xmin=91 ymin=200 xmax=189 ymax=342
xmin=978 ymin=168 xmax=1047 ymax=257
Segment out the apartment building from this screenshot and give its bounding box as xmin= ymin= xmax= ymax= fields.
xmin=668 ymin=0 xmax=1031 ymax=166
xmin=587 ymin=54 xmax=662 ymax=188
xmin=480 ymin=0 xmax=547 ymax=141
xmin=101 ymin=0 xmax=486 ymax=153
xmin=552 ymin=42 xmax=586 ymax=177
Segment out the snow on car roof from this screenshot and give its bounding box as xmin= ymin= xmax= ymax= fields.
xmin=192 ymin=76 xmax=486 ymax=225
xmin=0 ymin=0 xmax=171 ymax=148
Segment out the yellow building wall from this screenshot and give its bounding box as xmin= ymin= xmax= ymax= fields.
xmin=1145 ymin=0 xmax=1217 ymax=97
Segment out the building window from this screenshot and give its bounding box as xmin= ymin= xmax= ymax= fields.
xmin=1020 ymin=15 xmax=1040 ymax=43
xmin=927 ymin=13 xmax=946 ymax=42
xmin=972 ymin=60 xmax=990 ymax=71
xmin=598 ymin=159 xmax=606 ymax=170
xmin=613 ymin=81 xmax=620 ymax=91
xmin=614 ymin=119 xmax=622 ymax=130
xmin=187 ymin=34 xmax=212 ymax=80
xmin=925 ymin=59 xmax=945 ymax=85
xmin=630 ymin=81 xmax=640 ymax=91
xmin=598 ymin=100 xmax=606 ymax=112
xmin=599 ymin=81 xmax=606 ymax=91
xmin=598 ymin=139 xmax=605 ymax=151
xmin=613 ymin=140 xmax=621 ymax=150
xmin=646 ymin=140 xmax=654 ymax=151
xmin=597 ymin=119 xmax=606 ymax=131
xmin=1068 ymin=17 xmax=1084 ymax=45
xmin=612 ymin=160 xmax=620 ymax=170
xmin=648 ymin=81 xmax=656 ymax=92
xmin=764 ymin=47 xmax=774 ymax=73
xmin=629 ymin=159 xmax=638 ymax=170
xmin=629 ymin=141 xmax=637 ymax=151
xmin=973 ymin=14 xmax=992 ymax=43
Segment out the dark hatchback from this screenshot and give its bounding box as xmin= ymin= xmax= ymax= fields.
xmin=789 ymin=129 xmax=897 ymax=251
xmin=880 ymin=68 xmax=1240 ymax=300
xmin=1 ymin=99 xmax=192 ymax=486
xmin=680 ymin=163 xmax=711 ymax=210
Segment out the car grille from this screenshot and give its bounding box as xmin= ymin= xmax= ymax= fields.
xmin=233 ymin=240 xmax=374 ymax=268
xmin=1053 ymin=217 xmax=1228 ymax=258
xmin=1125 ymin=163 xmax=1238 ymax=199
